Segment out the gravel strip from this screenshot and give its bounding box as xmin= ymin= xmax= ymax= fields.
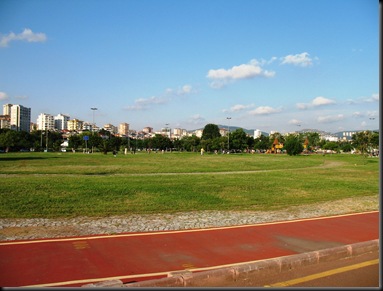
xmin=0 ymin=196 xmax=378 ymax=241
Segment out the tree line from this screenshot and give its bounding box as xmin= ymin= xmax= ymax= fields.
xmin=0 ymin=123 xmax=379 ymax=156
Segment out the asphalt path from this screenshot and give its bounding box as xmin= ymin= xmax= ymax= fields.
xmin=0 ymin=211 xmax=378 ymax=287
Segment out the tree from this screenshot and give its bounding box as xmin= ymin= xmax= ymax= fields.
xmin=352 ymin=131 xmax=373 ymax=155
xmin=230 ymin=128 xmax=248 ymax=151
xmin=305 ymin=132 xmax=320 ymax=151
xmin=201 ymin=124 xmax=220 ymax=140
xmin=284 ymin=134 xmax=304 ymax=156
xmin=150 ymin=134 xmax=173 ymax=150
xmin=339 ymin=142 xmax=353 ymax=153
xmin=0 ymin=129 xmax=19 ymax=152
xmin=323 ymin=141 xmax=339 ymax=152
xmin=181 ymin=135 xmax=200 ymax=152
xmin=68 ymin=134 xmax=82 ymax=150
xmin=98 ymin=138 xmax=111 ymax=154
xmin=254 ymin=135 xmax=269 ymax=152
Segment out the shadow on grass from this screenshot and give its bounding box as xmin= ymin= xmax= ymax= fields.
xmin=0 ymin=156 xmax=60 ymax=161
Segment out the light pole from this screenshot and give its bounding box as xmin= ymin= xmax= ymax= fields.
xmin=90 ymin=107 xmax=97 ymax=153
xmin=91 ymin=108 xmax=98 ymax=132
xmin=226 ymin=117 xmax=231 ymax=151
xmin=164 ymin=123 xmax=170 ymax=137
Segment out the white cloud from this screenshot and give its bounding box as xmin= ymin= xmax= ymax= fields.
xmin=126 ymin=84 xmax=194 ymax=111
xmin=312 ymin=96 xmax=336 ymax=106
xmin=352 ymin=111 xmax=377 ymax=119
xmin=367 ymin=111 xmax=378 ymax=118
xmin=347 ymin=93 xmax=379 ymax=104
xmin=223 ymin=103 xmax=255 ymax=113
xmin=207 ymin=58 xmax=275 ymax=88
xmin=249 ymin=106 xmax=282 ymax=115
xmin=0 ymin=28 xmax=47 ymax=47
xmin=297 ymin=96 xmax=336 ymax=110
xmin=165 ymin=84 xmax=195 ymax=96
xmin=0 ymin=92 xmax=9 ymax=101
xmin=180 ymin=85 xmax=191 ymax=94
xmin=288 ymin=119 xmax=301 ymax=125
xmin=280 ymin=52 xmax=313 ymax=67
xmin=188 ymin=114 xmax=205 ymax=124
xmin=317 ymin=114 xmax=344 ymax=123
xmin=125 ymin=96 xmax=167 ymax=111
xmin=352 ymin=111 xmax=363 ymax=118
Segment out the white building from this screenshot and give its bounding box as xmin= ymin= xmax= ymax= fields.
xmin=173 ymin=128 xmax=188 ymax=139
xmin=54 ymin=113 xmax=70 ymax=130
xmin=104 ymin=123 xmax=118 ymax=134
xmin=119 ymin=123 xmax=129 ymax=136
xmin=194 ymin=129 xmax=203 ymax=138
xmin=254 ymin=129 xmax=262 ymax=139
xmin=37 ymin=113 xmax=55 ymax=131
xmin=5 ymin=104 xmax=31 ymax=132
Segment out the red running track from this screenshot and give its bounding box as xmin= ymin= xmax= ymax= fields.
xmin=0 ymin=211 xmax=379 ymax=287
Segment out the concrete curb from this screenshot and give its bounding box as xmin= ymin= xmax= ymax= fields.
xmin=82 ymin=239 xmax=379 ymax=287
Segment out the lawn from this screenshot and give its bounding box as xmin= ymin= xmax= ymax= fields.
xmin=0 ymin=151 xmax=379 ymax=218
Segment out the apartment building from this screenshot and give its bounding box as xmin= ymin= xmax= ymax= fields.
xmin=37 ymin=113 xmax=55 ymax=131
xmin=142 ymin=127 xmax=153 ymax=134
xmin=119 ymin=123 xmax=129 ymax=136
xmin=55 ymin=113 xmax=70 ymax=131
xmin=67 ymin=119 xmax=83 ymax=131
xmin=173 ymin=128 xmax=188 ymax=139
xmin=104 ymin=123 xmax=117 ymax=134
xmin=2 ymin=104 xmax=31 ymax=132
xmin=0 ymin=114 xmax=10 ymax=129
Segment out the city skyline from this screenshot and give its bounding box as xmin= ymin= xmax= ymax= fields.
xmin=0 ymin=0 xmax=379 ymax=134
xmin=2 ymin=101 xmax=379 ymax=136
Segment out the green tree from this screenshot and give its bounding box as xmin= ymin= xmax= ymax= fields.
xmin=322 ymin=141 xmax=339 ymax=152
xmin=201 ymin=124 xmax=220 ymax=140
xmin=181 ymin=135 xmax=200 ymax=152
xmin=284 ymin=134 xmax=304 ymax=156
xmin=370 ymin=131 xmax=379 ymax=149
xmin=150 ymin=134 xmax=173 ymax=150
xmin=0 ymin=129 xmax=18 ymax=152
xmin=254 ymin=135 xmax=269 ymax=152
xmin=68 ymin=134 xmax=82 ymax=150
xmin=352 ymin=131 xmax=373 ymax=155
xmin=230 ymin=128 xmax=248 ymax=151
xmin=98 ymin=138 xmax=111 ymax=154
xmin=301 ymin=132 xmax=320 ymax=151
xmin=339 ymin=142 xmax=353 ymax=153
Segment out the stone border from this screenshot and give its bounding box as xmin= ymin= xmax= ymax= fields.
xmin=83 ymin=239 xmax=379 ymax=287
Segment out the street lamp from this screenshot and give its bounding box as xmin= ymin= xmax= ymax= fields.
xmin=226 ymin=117 xmax=231 ymax=151
xmin=90 ymin=108 xmax=98 ymax=132
xmin=90 ymin=108 xmax=97 ymax=153
xmin=165 ymin=123 xmax=170 ymax=138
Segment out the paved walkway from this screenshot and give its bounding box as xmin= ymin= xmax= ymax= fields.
xmin=0 ymin=211 xmax=378 ymax=287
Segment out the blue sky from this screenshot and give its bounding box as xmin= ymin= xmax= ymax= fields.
xmin=0 ymin=0 xmax=379 ymax=133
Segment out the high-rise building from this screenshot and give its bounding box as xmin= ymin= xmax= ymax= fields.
xmin=2 ymin=104 xmax=13 ymax=115
xmin=4 ymin=104 xmax=31 ymax=132
xmin=0 ymin=114 xmax=10 ymax=129
xmin=119 ymin=123 xmax=129 ymax=136
xmin=37 ymin=113 xmax=55 ymax=131
xmin=67 ymin=119 xmax=83 ymax=131
xmin=173 ymin=128 xmax=187 ymax=139
xmin=143 ymin=127 xmax=153 ymax=133
xmin=254 ymin=129 xmax=262 ymax=139
xmin=104 ymin=123 xmax=117 ymax=134
xmin=54 ymin=113 xmax=70 ymax=130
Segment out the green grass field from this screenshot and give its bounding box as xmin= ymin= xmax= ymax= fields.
xmin=0 ymin=151 xmax=379 ymax=218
